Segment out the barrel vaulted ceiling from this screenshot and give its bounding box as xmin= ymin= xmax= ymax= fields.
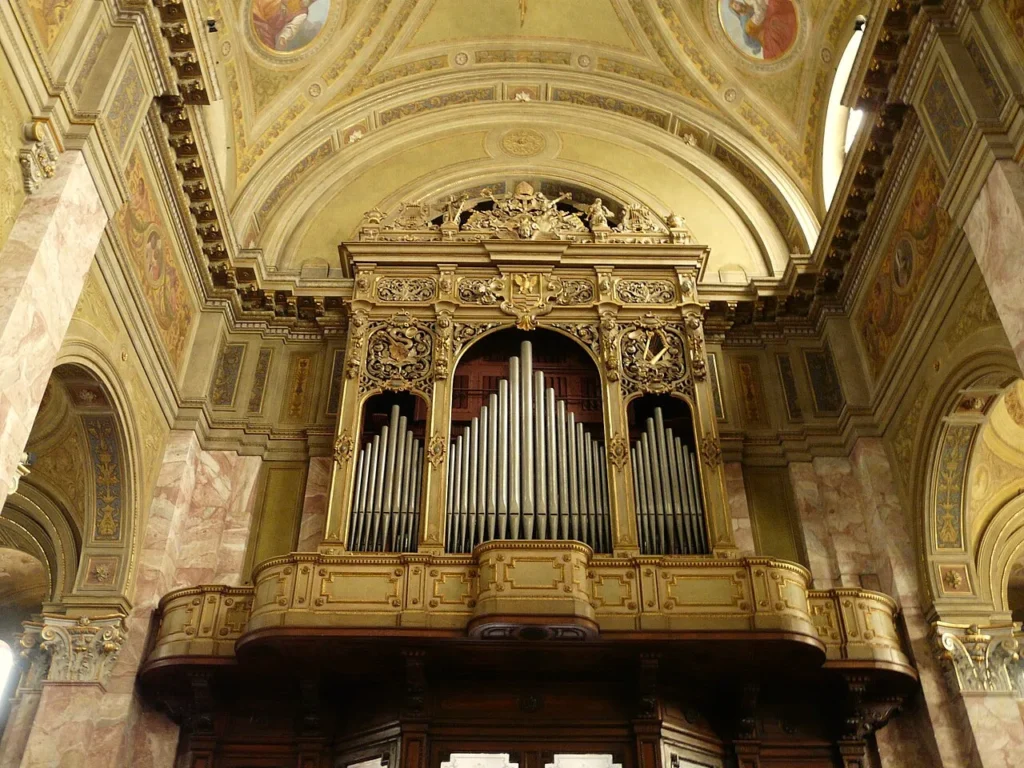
xmin=202 ymin=0 xmax=868 ymax=276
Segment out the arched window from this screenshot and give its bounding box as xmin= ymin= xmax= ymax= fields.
xmin=822 ymin=20 xmax=867 ymax=210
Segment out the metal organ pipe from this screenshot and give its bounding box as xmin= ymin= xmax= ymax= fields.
xmin=348 ymin=404 xmax=424 ymax=552
xmin=629 ymin=407 xmax=710 ymax=555
xmin=445 ymin=339 xmax=611 ymax=553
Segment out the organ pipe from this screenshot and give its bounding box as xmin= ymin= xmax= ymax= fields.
xmin=445 ymin=339 xmax=611 ymax=553
xmin=630 ymin=407 xmax=710 ymax=555
xmin=348 ymin=404 xmax=423 ymax=552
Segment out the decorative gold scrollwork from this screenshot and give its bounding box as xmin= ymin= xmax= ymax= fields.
xmin=607 ymin=436 xmax=630 ymax=470
xmin=683 ymin=309 xmax=708 ymax=382
xmin=375 ymin=277 xmax=437 ymax=303
xmin=458 ymin=277 xmax=503 ymax=305
xmin=599 ymin=311 xmax=620 ymax=382
xmin=426 ymin=433 xmax=447 ymax=469
xmin=360 ymin=313 xmax=434 ymax=394
xmin=614 ymin=279 xmax=675 ymax=304
xmin=618 ymin=315 xmax=690 ymax=395
xmin=549 ymin=322 xmax=599 ymax=357
xmin=700 ymin=435 xmax=722 ymax=469
xmin=555 ymin=278 xmax=595 ymax=305
xmin=333 ymin=432 xmax=354 ymax=464
xmin=345 ymin=309 xmax=369 ymax=379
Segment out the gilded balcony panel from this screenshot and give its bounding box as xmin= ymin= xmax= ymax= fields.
xmin=142 ymin=550 xmax=915 ymax=682
xmin=808 ymin=589 xmax=910 ymax=669
xmin=146 ymin=585 xmax=253 ymax=665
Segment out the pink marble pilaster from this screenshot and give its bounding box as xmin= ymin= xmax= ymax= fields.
xmin=811 ymin=456 xmax=875 ymax=588
xmin=961 ymin=694 xmax=1024 ymax=768
xmin=0 ymin=152 xmax=106 ymax=512
xmin=788 ymin=461 xmax=838 ymax=589
xmin=851 ymin=439 xmax=917 ymax=602
xmin=297 ymin=456 xmax=332 ymax=551
xmin=0 ymin=691 xmax=40 ymax=768
xmin=965 ymin=160 xmax=1024 ymax=373
xmin=723 ymin=462 xmax=755 ymax=555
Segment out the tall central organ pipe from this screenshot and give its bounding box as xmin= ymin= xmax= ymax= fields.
xmin=446 ymin=340 xmax=611 ymax=553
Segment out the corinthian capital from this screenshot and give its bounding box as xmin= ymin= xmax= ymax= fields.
xmin=21 ymin=613 xmax=127 ymax=687
xmin=934 ymin=623 xmax=1024 ymax=696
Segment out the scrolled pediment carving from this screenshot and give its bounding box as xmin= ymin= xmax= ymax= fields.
xmin=359 ymin=182 xmax=693 ymax=245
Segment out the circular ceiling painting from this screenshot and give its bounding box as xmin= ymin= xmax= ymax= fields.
xmin=718 ymin=0 xmax=799 ymax=62
xmin=251 ymin=0 xmax=330 ymax=54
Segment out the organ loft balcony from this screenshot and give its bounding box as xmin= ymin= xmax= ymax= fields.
xmin=140 ymin=184 xmax=915 ymax=726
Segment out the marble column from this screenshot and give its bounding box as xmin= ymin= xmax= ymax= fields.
xmin=14 ymin=431 xmax=261 ymax=767
xmin=723 ymin=463 xmax=755 ymax=556
xmin=964 ymin=160 xmax=1024 ymax=373
xmin=297 ymin=456 xmax=333 ymax=551
xmin=0 ymin=152 xmax=106 ymax=511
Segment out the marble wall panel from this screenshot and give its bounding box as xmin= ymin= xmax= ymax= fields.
xmin=0 ymin=152 xmax=106 ymax=515
xmin=297 ymin=456 xmax=332 ymax=551
xmin=965 ymin=160 xmax=1024 ymax=373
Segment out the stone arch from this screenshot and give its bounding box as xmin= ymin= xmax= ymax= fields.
xmin=18 ymin=354 xmax=143 ymax=607
xmin=914 ymin=349 xmax=1021 ymax=620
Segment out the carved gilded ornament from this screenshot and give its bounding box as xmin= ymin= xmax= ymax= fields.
xmin=360 ymin=313 xmax=435 ymax=394
xmin=21 ymin=614 xmax=127 ymax=686
xmin=434 ymin=309 xmax=454 ymax=381
xmin=599 ymin=311 xmax=620 ymax=382
xmin=682 ymin=310 xmax=708 ymax=382
xmin=427 ymin=433 xmax=447 ymax=469
xmin=375 ymin=277 xmax=437 ymax=302
xmin=345 ymin=310 xmax=369 ymax=380
xmin=457 ymin=273 xmax=594 ymax=330
xmin=20 ymin=122 xmax=58 ymax=194
xmin=549 ymin=322 xmax=599 ymax=357
xmin=618 ymin=315 xmax=691 ymax=395
xmin=614 ymin=279 xmax=675 ymax=304
xmin=700 ymin=435 xmax=722 ymax=469
xmin=607 ymin=436 xmax=630 ymax=470
xmin=935 ymin=624 xmax=1024 ymax=696
xmin=333 ymin=431 xmax=354 ymax=465
xmin=359 ymin=182 xmax=693 ymax=245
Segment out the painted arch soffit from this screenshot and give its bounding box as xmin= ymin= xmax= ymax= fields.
xmin=245 ymin=110 xmax=799 ymax=280
xmin=208 ymin=0 xmax=868 ymax=205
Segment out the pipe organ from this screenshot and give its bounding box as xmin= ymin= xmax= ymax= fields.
xmin=445 ymin=340 xmax=612 ymax=553
xmin=348 ymin=405 xmax=423 ymax=552
xmin=631 ymin=408 xmax=709 ymax=555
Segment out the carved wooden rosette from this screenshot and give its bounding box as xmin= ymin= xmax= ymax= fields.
xmin=325 ymin=244 xmax=734 ymax=556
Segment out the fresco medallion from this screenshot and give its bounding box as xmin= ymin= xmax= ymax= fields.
xmin=718 ymin=0 xmax=799 ymax=62
xmin=250 ymin=0 xmax=331 ymax=54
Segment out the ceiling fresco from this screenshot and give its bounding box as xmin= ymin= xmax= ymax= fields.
xmin=203 ymin=0 xmax=866 ymax=268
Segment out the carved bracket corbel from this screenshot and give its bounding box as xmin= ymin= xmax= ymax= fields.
xmin=20 ymin=122 xmax=58 ymax=194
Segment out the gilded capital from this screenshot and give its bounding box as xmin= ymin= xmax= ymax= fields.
xmin=21 ymin=614 xmax=127 ymax=687
xmin=934 ymin=623 xmax=1024 ymax=696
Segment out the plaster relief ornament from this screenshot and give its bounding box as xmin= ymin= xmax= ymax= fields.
xmin=251 ymin=0 xmax=330 ymax=53
xmin=359 ymin=182 xmax=690 ymax=245
xmin=719 ymin=0 xmax=798 ymax=62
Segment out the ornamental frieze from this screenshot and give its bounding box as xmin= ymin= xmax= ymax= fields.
xmin=375 ymin=277 xmax=437 ymax=303
xmin=456 ymin=273 xmax=594 ymax=329
xmin=614 ymin=279 xmax=676 ymax=304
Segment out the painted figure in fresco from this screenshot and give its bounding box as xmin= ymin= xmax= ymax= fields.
xmin=725 ymin=0 xmax=798 ymax=61
xmin=251 ymin=0 xmax=328 ymax=53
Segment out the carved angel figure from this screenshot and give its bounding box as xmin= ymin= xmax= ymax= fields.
xmin=586 ymin=198 xmax=614 ymax=230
